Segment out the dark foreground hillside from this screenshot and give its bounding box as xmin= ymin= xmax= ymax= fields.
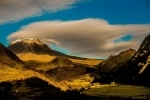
xmin=1 ymin=77 xmax=150 ymax=100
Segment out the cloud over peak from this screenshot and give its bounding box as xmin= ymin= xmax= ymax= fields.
xmin=7 ymin=18 xmax=150 ymax=58
xmin=0 ymin=0 xmax=79 ymax=24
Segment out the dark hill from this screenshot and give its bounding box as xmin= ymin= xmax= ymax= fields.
xmin=36 ymin=56 xmax=90 ymax=81
xmin=112 ymin=35 xmax=150 ymax=86
xmin=97 ymin=49 xmax=136 ymax=74
xmin=46 ymin=63 xmax=88 ymax=81
xmin=0 ymin=43 xmax=27 ymax=69
xmin=0 ymin=77 xmax=84 ymax=100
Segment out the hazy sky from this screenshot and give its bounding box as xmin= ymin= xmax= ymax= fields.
xmin=0 ymin=0 xmax=150 ymax=59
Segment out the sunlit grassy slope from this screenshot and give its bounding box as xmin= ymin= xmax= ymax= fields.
xmin=17 ymin=53 xmax=102 ymax=67
xmin=0 ymin=67 xmax=55 ymax=86
xmin=17 ymin=53 xmax=56 ymax=62
xmin=14 ymin=53 xmax=102 ymax=91
xmin=0 ymin=65 xmax=95 ymax=91
xmin=67 ymin=58 xmax=102 ymax=67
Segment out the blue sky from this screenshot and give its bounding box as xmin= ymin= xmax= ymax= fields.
xmin=0 ymin=0 xmax=150 ymax=58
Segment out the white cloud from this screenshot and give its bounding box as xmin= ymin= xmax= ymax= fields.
xmin=0 ymin=0 xmax=79 ymax=24
xmin=7 ymin=18 xmax=150 ymax=58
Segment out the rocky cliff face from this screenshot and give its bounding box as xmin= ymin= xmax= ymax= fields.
xmin=137 ymin=35 xmax=150 ymax=54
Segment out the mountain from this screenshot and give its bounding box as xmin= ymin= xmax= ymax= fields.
xmin=7 ymin=38 xmax=98 ymax=89
xmin=8 ymin=38 xmax=101 ymax=67
xmin=110 ymin=35 xmax=150 ymax=86
xmin=8 ymin=38 xmax=65 ymax=56
xmin=0 ymin=43 xmax=34 ymax=83
xmin=97 ymin=49 xmax=136 ymax=74
xmin=0 ymin=42 xmax=60 ymax=89
xmin=137 ymin=35 xmax=150 ymax=54
xmin=8 ymin=38 xmax=66 ymax=63
xmin=0 ymin=43 xmax=27 ymax=70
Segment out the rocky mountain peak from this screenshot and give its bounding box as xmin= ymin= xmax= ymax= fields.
xmin=10 ymin=38 xmax=44 ymax=46
xmin=137 ymin=35 xmax=150 ymax=54
xmin=8 ymin=38 xmax=66 ymax=56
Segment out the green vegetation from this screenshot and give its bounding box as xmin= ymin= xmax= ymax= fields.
xmin=82 ymin=85 xmax=150 ymax=99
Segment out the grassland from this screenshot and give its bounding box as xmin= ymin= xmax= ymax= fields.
xmin=81 ymin=84 xmax=150 ymax=99
xmin=70 ymin=58 xmax=102 ymax=67
xmin=17 ymin=53 xmax=56 ymax=62
xmin=17 ymin=53 xmax=102 ymax=67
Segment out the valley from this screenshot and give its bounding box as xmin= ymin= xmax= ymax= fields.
xmin=0 ymin=37 xmax=150 ymax=99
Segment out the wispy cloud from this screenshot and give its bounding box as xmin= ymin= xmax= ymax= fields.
xmin=0 ymin=0 xmax=79 ymax=24
xmin=7 ymin=18 xmax=150 ymax=58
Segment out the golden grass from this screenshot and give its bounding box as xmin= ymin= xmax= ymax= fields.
xmin=0 ymin=66 xmax=95 ymax=91
xmin=58 ymin=74 xmax=94 ymax=91
xmin=70 ymin=58 xmax=102 ymax=67
xmin=16 ymin=53 xmax=102 ymax=67
xmin=11 ymin=53 xmax=102 ymax=91
xmin=17 ymin=53 xmax=55 ymax=62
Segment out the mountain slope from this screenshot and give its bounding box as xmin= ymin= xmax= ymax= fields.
xmin=0 ymin=43 xmax=60 ymax=89
xmin=97 ymin=49 xmax=136 ymax=74
xmin=0 ymin=43 xmax=27 ymax=70
xmin=36 ymin=56 xmax=91 ymax=81
xmin=112 ymin=35 xmax=150 ymax=86
xmin=36 ymin=56 xmax=74 ymax=71
xmin=0 ymin=77 xmax=99 ymax=100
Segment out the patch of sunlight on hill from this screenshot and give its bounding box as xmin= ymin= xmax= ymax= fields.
xmin=0 ymin=66 xmax=95 ymax=91
xmin=70 ymin=58 xmax=102 ymax=67
xmin=17 ymin=53 xmax=55 ymax=62
xmin=0 ymin=67 xmax=68 ymax=90
xmin=59 ymin=74 xmax=94 ymax=91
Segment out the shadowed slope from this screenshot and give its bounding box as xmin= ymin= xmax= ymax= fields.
xmin=109 ymin=35 xmax=150 ymax=86
xmin=97 ymin=49 xmax=136 ymax=73
xmin=0 ymin=43 xmax=27 ymax=69
xmin=36 ymin=56 xmax=89 ymax=81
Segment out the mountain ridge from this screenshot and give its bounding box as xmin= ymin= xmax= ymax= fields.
xmin=97 ymin=48 xmax=136 ymax=74
xmin=0 ymin=43 xmax=27 ymax=70
xmin=108 ymin=35 xmax=150 ymax=86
